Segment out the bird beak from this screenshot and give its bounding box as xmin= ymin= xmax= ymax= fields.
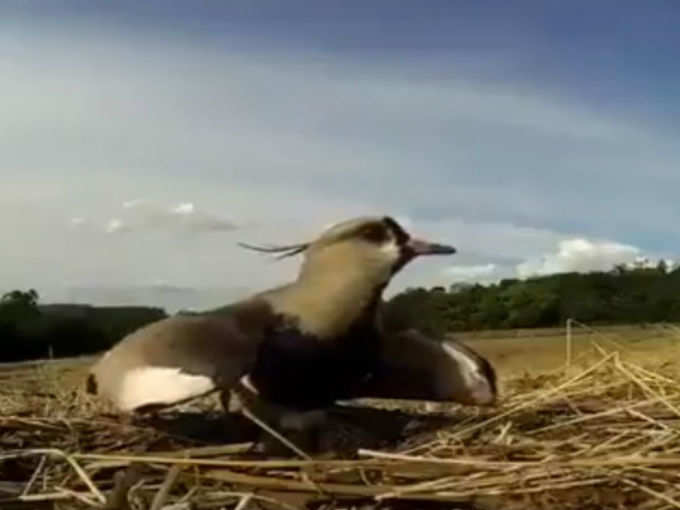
xmin=405 ymin=238 xmax=457 ymax=256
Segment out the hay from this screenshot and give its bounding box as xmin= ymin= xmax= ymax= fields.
xmin=3 ymin=350 xmax=680 ymax=509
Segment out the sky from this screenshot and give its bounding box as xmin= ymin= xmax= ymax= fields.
xmin=2 ymin=1 xmax=680 ymax=312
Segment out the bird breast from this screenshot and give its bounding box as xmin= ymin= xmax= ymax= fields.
xmin=248 ymin=315 xmax=382 ymax=410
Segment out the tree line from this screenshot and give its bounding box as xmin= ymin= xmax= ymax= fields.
xmin=2 ymin=262 xmax=680 ymax=362
xmin=0 ymin=289 xmax=166 ymax=362
xmin=382 ymin=262 xmax=680 ymax=337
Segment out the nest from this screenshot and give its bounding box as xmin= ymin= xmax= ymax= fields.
xmin=3 ymin=347 xmax=680 ymax=510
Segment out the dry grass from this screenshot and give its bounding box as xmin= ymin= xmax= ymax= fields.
xmin=3 ymin=325 xmax=680 ymax=509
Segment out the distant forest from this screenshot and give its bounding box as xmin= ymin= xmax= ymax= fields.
xmin=0 ymin=289 xmax=166 ymax=362
xmin=382 ymin=261 xmax=680 ymax=336
xmin=2 ymin=261 xmax=680 ymax=362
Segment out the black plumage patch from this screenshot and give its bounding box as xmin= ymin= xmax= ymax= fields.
xmin=478 ymin=356 xmax=498 ymax=396
xmin=358 ymin=222 xmax=389 ymax=244
xmin=249 ymin=287 xmax=385 ymax=412
xmin=382 ymin=216 xmax=410 ymax=246
xmin=249 ymin=315 xmax=382 ymax=411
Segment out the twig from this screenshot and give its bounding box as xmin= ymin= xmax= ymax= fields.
xmin=161 ymin=443 xmax=254 ymax=458
xmin=0 ymin=449 xmax=107 ymax=504
xmin=358 ymin=449 xmax=680 ymax=469
xmin=239 ymin=404 xmax=312 ymax=460
xmin=201 ymin=468 xmax=401 ymax=499
xmin=20 ymin=453 xmax=46 ymax=497
xmin=55 ymin=485 xmax=100 ymax=507
xmin=616 ymin=357 xmax=680 ymax=418
xmin=623 ymin=478 xmax=680 ymax=508
xmin=234 ymin=493 xmax=253 ymax=510
xmin=374 ymin=475 xmax=459 ymax=501
xmin=529 ymin=398 xmax=661 ymax=434
xmin=206 ymin=491 xmax=305 ymax=510
xmin=65 ymin=453 xmax=107 ymax=504
xmin=447 ymin=352 xmax=617 ymax=441
xmin=74 ymin=452 xmax=370 ymax=468
xmin=149 ymin=465 xmax=182 ymax=510
xmin=14 ymin=491 xmax=88 ymax=502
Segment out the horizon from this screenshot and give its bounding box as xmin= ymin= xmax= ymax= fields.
xmin=14 ymin=256 xmax=675 ymax=315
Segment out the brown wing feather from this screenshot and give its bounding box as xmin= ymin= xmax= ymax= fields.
xmin=344 ymin=328 xmax=496 ymax=404
xmin=87 ymin=299 xmax=276 ymax=412
xmin=346 ymin=329 xmax=448 ymax=401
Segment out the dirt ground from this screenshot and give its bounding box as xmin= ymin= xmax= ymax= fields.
xmin=459 ymin=323 xmax=680 ymax=372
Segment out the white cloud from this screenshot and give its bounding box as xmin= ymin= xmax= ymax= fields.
xmin=105 ymin=218 xmax=128 ymax=234
xmin=102 ymin=200 xmax=237 ymax=234
xmin=626 ymin=256 xmax=677 ymax=271
xmin=384 ymin=219 xmax=565 ymax=293
xmin=516 ymin=238 xmax=641 ymax=278
xmin=173 ymin=202 xmax=195 ymax=215
xmin=442 ymin=263 xmax=498 ymax=282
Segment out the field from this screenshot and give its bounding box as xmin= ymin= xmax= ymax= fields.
xmin=3 ymin=322 xmax=680 ymax=509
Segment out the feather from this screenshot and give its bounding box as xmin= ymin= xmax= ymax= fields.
xmin=237 ymin=242 xmax=309 ymax=259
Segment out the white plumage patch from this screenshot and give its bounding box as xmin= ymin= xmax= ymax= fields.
xmin=440 ymin=342 xmax=495 ymax=405
xmin=240 ymin=374 xmax=259 ymax=395
xmin=379 ymin=238 xmax=401 ymax=261
xmin=116 ymin=366 xmax=216 ymax=412
xmin=441 ymin=342 xmax=478 ymax=375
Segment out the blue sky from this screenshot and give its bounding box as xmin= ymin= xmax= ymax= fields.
xmin=2 ymin=2 xmax=679 ymax=310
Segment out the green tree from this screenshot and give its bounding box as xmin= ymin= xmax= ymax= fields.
xmin=382 ymin=260 xmax=680 ymax=334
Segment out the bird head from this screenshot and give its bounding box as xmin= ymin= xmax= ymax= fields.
xmin=241 ymin=216 xmax=456 ymax=288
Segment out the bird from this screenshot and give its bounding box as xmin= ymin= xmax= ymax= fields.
xmin=224 ymin=327 xmax=497 ymax=415
xmin=86 ymin=216 xmax=457 ymax=432
xmin=221 ymin=327 xmax=498 ymax=455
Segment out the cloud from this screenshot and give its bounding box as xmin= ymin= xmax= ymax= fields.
xmin=443 ymin=263 xmax=498 ymax=280
xmin=383 ymin=218 xmax=567 ymax=293
xmin=516 ymin=238 xmax=642 ymax=278
xmin=69 ymin=217 xmax=87 ymax=228
xmin=101 ymin=200 xmax=237 ymax=234
xmin=172 ymin=203 xmax=195 ymax=215
xmin=1 ymin=16 xmax=679 ymax=310
xmin=105 ymin=218 xmax=129 ymax=234
xmin=625 ymin=256 xmax=677 ymax=271
xmin=4 ymin=21 xmax=679 ymax=245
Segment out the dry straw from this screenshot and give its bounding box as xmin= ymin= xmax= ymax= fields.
xmin=3 ymin=333 xmax=680 ymax=509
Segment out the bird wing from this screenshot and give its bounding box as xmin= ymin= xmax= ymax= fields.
xmin=343 ymin=329 xmax=447 ymax=401
xmin=88 ymin=301 xmax=272 ymax=412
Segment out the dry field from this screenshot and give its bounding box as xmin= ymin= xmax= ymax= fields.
xmin=3 ymin=322 xmax=680 ymax=509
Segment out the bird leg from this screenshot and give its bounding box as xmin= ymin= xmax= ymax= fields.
xmin=222 ymin=384 xmax=320 ymax=459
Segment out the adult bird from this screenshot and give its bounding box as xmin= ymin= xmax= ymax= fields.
xmin=223 ymin=327 xmax=498 ymax=454
xmin=86 ymin=216 xmax=457 ymax=428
